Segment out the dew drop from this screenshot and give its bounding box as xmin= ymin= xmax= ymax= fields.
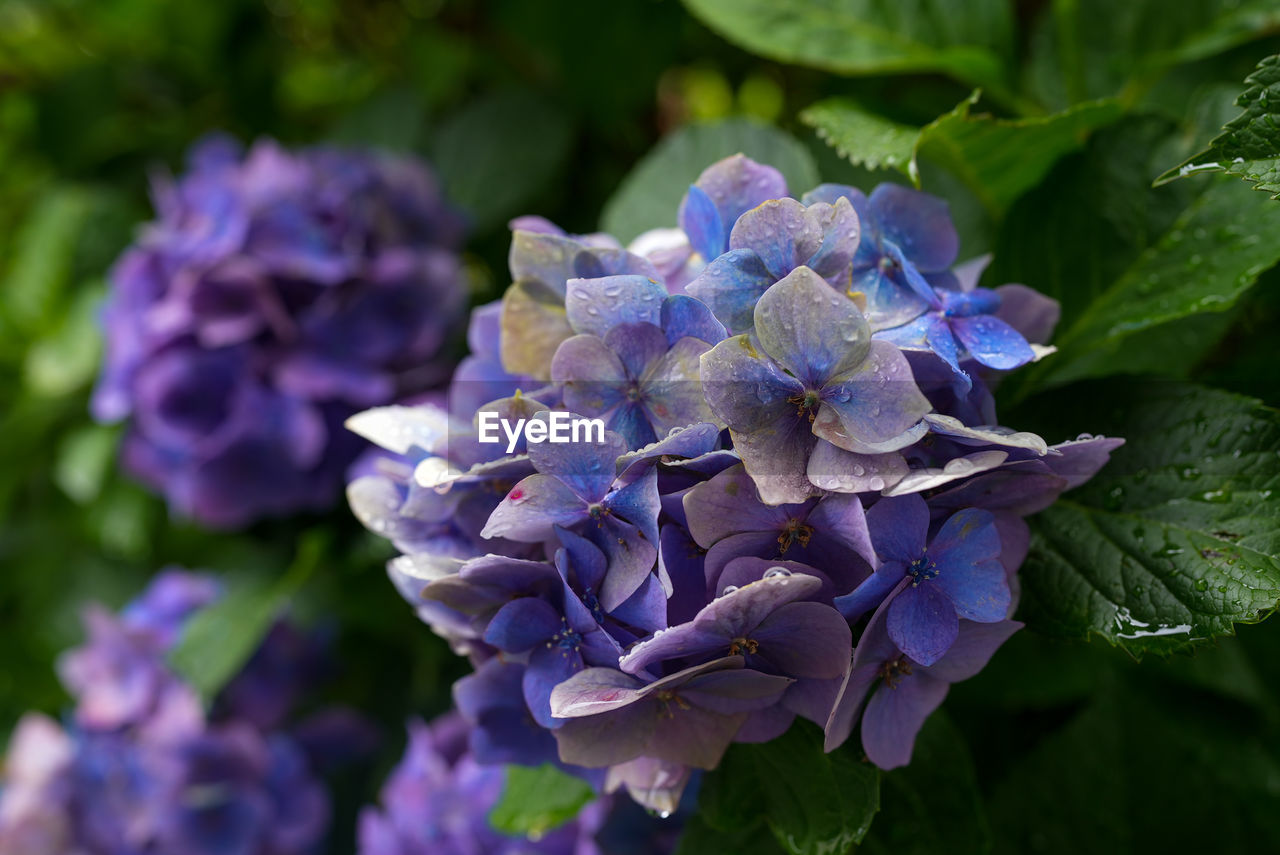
xmin=763 ymin=566 xmax=792 ymax=579
xmin=721 ymin=585 xmax=740 ymax=595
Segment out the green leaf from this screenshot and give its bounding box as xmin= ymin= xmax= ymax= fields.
xmin=328 ymin=87 xmax=427 ymax=152
xmin=1 ymin=187 xmax=96 ymax=335
xmin=1029 ymin=177 xmax=1280 ymax=388
xmin=600 ymin=118 xmax=818 ymax=244
xmin=1027 ymin=0 xmax=1280 ymax=109
xmin=489 ymin=764 xmax=596 ymax=838
xmin=1157 ymin=54 xmax=1280 ymax=194
xmin=53 ymin=424 xmax=120 ymax=504
xmin=23 ymin=282 xmax=104 ymax=397
xmin=799 ymin=99 xmax=920 ymax=176
xmin=695 ymin=721 xmax=880 ymax=855
xmin=988 ymin=681 xmax=1280 ymax=854
xmin=859 ymin=712 xmax=990 ymax=855
xmin=1018 ymin=380 xmax=1280 ymax=655
xmin=681 ymin=0 xmax=1019 ymax=109
xmin=432 ymin=90 xmax=573 ymax=232
xmin=168 ymin=531 xmax=325 ymax=702
xmin=675 ymin=815 xmax=787 ymax=855
xmin=986 ymin=117 xmax=1280 ymax=393
xmin=802 ymin=93 xmax=1122 ymax=214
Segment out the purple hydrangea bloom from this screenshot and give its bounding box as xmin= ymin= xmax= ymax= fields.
xmin=803 ymin=183 xmax=958 ymax=329
xmin=93 ymin=135 xmax=467 ymax=528
xmin=824 ymin=599 xmax=1022 ymax=768
xmin=359 ymin=713 xmax=606 ymax=855
xmin=834 ymin=494 xmax=1011 ymax=665
xmin=550 ymin=657 xmax=792 ymax=769
xmin=0 ymin=569 xmax=345 ymax=854
xmin=701 ymin=267 xmax=931 ymax=504
xmin=346 ymin=152 xmax=1121 ymax=813
xmin=686 ymin=195 xmax=859 ymax=334
xmin=480 ymin=426 xmax=662 ymax=611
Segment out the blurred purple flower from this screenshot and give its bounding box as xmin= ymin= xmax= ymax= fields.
xmin=358 ymin=713 xmax=606 ymax=855
xmin=94 ymin=135 xmax=467 ymax=528
xmin=0 ymin=569 xmax=345 ymax=855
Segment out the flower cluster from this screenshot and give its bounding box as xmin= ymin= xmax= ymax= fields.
xmin=359 ymin=712 xmax=609 ymax=855
xmin=0 ymin=569 xmax=353 ymax=854
xmin=347 ymin=155 xmax=1122 ymax=810
xmin=94 ymin=136 xmax=467 ymax=528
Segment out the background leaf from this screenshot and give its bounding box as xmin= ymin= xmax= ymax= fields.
xmin=489 ymin=764 xmax=596 ymax=837
xmin=168 ymin=530 xmax=326 ymax=702
xmin=1026 ymin=0 xmax=1280 ymax=109
xmin=1015 ymin=380 xmax=1280 ymax=655
xmin=432 ymin=89 xmax=574 ymax=232
xmin=859 ymin=712 xmax=990 ymax=855
xmin=600 ymin=118 xmax=818 ymax=243
xmin=803 ymin=93 xmax=1122 ymax=214
xmin=682 ymin=0 xmax=1019 ymax=108
xmin=1158 ymin=54 xmax=1280 ymax=194
xmin=1022 ymin=177 xmax=1280 ymax=388
xmin=689 ymin=721 xmax=880 ymax=855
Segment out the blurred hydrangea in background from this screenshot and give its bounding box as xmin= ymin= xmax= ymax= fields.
xmin=0 ymin=568 xmax=364 ymax=855
xmin=92 ymin=137 xmax=468 ymax=528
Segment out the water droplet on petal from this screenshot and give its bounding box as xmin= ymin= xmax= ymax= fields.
xmin=763 ymin=566 xmax=792 ymax=579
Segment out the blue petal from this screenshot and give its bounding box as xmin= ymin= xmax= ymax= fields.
xmin=606 ymin=466 xmax=661 ymax=545
xmin=753 ymin=267 xmax=871 ymax=387
xmin=484 ymin=597 xmax=562 ymax=652
xmin=527 ymin=428 xmax=627 ymax=502
xmin=565 ymin=275 xmax=667 ymax=337
xmin=679 ymin=184 xmax=725 ymax=261
xmin=934 ymin=559 xmax=1011 ymax=623
xmin=554 ymin=525 xmax=608 ymax=593
xmin=868 ymin=183 xmax=958 ymax=272
xmin=834 ymin=562 xmax=905 ymax=621
xmin=950 ymin=314 xmax=1035 ymax=370
xmin=886 ymin=583 xmax=958 ymax=667
xmin=525 ymin=645 xmax=584 ymax=729
xmin=685 ymin=249 xmax=775 ymax=335
xmin=661 ymin=294 xmax=727 ymax=346
xmin=865 ymin=494 xmax=929 ymax=564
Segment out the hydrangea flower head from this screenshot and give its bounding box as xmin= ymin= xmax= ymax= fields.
xmin=93 ymin=135 xmax=467 ymax=528
xmin=0 ymin=569 xmax=350 ymax=854
xmin=358 ymin=713 xmax=606 ymax=855
xmin=347 ymin=152 xmax=1122 ymax=810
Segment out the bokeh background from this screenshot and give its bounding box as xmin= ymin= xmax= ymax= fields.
xmin=4 ymin=1 xmax=1280 ymax=853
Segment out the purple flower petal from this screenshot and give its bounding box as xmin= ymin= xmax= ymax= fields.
xmin=685 ymin=249 xmax=776 ymax=335
xmin=752 ymin=266 xmax=871 ymax=386
xmin=480 ymin=474 xmax=585 ymax=542
xmin=566 ymin=275 xmax=668 ymax=337
xmin=860 ymin=670 xmax=949 ymax=769
xmin=866 ymin=494 xmax=929 ymax=564
xmin=751 ymin=601 xmax=852 ymax=678
xmin=867 ymin=184 xmax=958 ymax=272
xmin=886 ymin=583 xmax=958 ymax=667
xmin=995 ymin=283 xmax=1060 ymax=344
xmin=807 ymin=440 xmax=909 ymax=493
xmin=951 ymin=314 xmax=1035 ymax=370
xmin=922 ymin=620 xmax=1022 ymax=682
xmin=483 ymin=598 xmax=562 ymax=652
